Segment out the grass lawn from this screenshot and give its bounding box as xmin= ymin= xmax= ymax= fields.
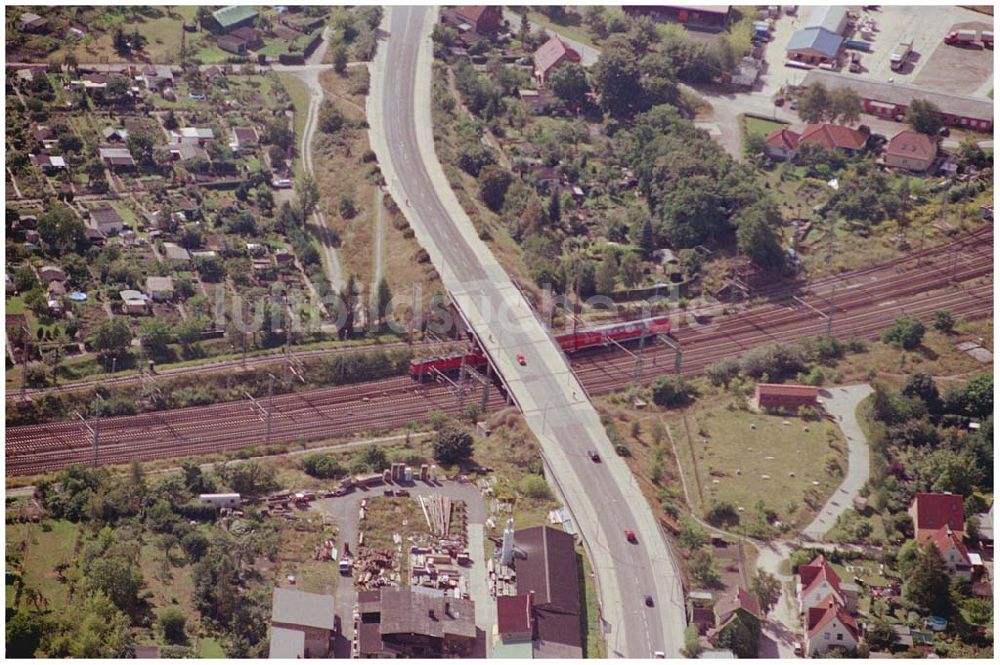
xmin=742 ymin=114 xmax=788 ymax=140
xmin=525 ymin=9 xmax=607 ymax=49
xmin=5 ymin=520 xmax=80 ymax=609
xmin=197 ymin=637 xmax=225 ymax=658
xmin=578 ymin=546 xmax=606 ymax=658
xmin=669 ymin=395 xmax=846 ymax=529
xmin=276 ymin=72 xmax=311 ymax=149
xmin=6 ymin=295 xmax=26 ymax=315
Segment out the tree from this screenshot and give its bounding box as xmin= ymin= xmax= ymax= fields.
xmin=113 ymin=28 xmax=131 ymax=55
xmin=651 ymin=375 xmax=691 ymax=408
xmin=620 ymin=251 xmax=643 ymax=287
xmin=733 ymin=202 xmax=786 ymax=270
xmin=6 ymin=609 xmax=49 ymax=657
xmin=689 ymin=547 xmax=720 ymax=587
xmin=374 ymin=277 xmax=392 ymax=324
xmin=959 ymin=374 xmax=992 ymax=419
xmin=677 ymin=516 xmax=708 ymax=551
xmin=907 ymin=99 xmax=944 ymax=136
xmin=881 ymin=315 xmax=925 ymax=350
xmin=89 ymin=319 xmax=132 ymax=361
xmin=904 ymin=542 xmax=951 ymax=614
xmin=797 ymin=83 xmax=830 ymax=124
xmin=159 ymin=607 xmax=187 ymax=645
xmin=84 ymin=556 xmax=144 ymax=616
xmin=45 ymin=591 xmax=134 ymax=658
xmin=595 ymin=247 xmax=619 ymax=294
xmin=37 ymin=205 xmax=88 ymax=257
xmin=829 ymin=86 xmax=862 ymax=125
xmin=296 ymin=174 xmax=320 ymax=217
xmin=866 ymin=618 xmax=898 ymax=651
xmin=637 ymin=217 xmax=655 ymax=259
xmin=750 ymin=569 xmax=782 ymax=616
xmin=433 ymin=426 xmax=474 ymax=465
xmin=477 ymin=165 xmax=512 ymax=212
xmin=180 ymin=531 xmax=210 ymax=562
xmin=223 ymin=460 xmax=278 ymax=498
xmin=126 ymin=130 xmax=156 ymax=168
xmin=932 ymin=309 xmax=954 ymax=333
xmin=902 ymin=373 xmax=942 ymax=414
xmin=319 ymin=100 xmax=346 ymax=134
xmin=591 ymin=36 xmax=642 ymax=118
xmin=140 ymin=318 xmax=173 ymax=359
xmin=548 ymin=61 xmax=589 ymax=107
xmin=548 ymin=188 xmax=561 ymax=223
xmin=333 ymin=45 xmax=349 ymax=74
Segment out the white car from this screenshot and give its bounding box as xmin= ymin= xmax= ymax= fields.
xmin=272 ymin=178 xmax=293 ymax=189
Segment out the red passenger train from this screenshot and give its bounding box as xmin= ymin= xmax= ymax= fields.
xmin=409 ymin=316 xmax=671 ymax=379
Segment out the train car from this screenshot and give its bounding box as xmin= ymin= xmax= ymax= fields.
xmin=408 ymin=351 xmax=485 ymax=380
xmin=408 ymin=317 xmax=671 ymax=380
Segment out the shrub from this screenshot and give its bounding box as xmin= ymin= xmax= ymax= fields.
xmin=881 ymin=315 xmax=925 ymax=350
xmin=302 ymin=454 xmax=346 ymax=479
xmin=650 ymin=375 xmax=691 ymax=408
xmin=518 ymin=474 xmax=553 ymax=500
xmin=705 ymin=501 xmax=740 ymax=528
xmin=433 ymin=426 xmax=473 ymax=465
xmin=159 ymin=607 xmax=187 ymax=645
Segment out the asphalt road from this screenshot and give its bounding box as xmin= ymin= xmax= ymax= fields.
xmin=372 ymin=7 xmax=685 ymax=657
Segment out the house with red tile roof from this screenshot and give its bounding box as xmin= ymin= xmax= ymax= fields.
xmin=708 ymin=587 xmax=762 ymax=657
xmin=444 ymin=6 xmax=502 ymax=35
xmin=884 ymin=130 xmax=938 ymax=172
xmin=798 ymin=123 xmax=868 ymax=153
xmin=909 ymin=493 xmax=965 ymax=545
xmin=764 ymin=127 xmax=800 ymax=161
xmin=533 ymin=37 xmax=581 ymax=85
xmin=927 ymin=526 xmax=973 ymax=578
xmin=797 ymin=555 xmax=846 ymax=613
xmin=805 ymin=595 xmax=859 ymax=656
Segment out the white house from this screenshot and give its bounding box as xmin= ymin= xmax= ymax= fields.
xmin=805 ymin=597 xmax=859 ymax=656
xmin=198 ymin=493 xmax=242 ymax=508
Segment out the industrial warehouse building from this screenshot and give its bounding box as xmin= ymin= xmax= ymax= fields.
xmin=752 ymin=383 xmax=819 ymax=413
xmin=493 ymin=525 xmax=584 ymax=658
xmin=356 ymin=587 xmax=476 ymax=658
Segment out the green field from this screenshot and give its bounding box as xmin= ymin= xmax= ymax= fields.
xmin=670 ymin=400 xmax=846 ymax=528
xmin=6 ymin=520 xmax=80 ymax=608
xmin=742 ymin=114 xmax=788 ymax=140
xmin=276 ymin=72 xmax=311 ymax=150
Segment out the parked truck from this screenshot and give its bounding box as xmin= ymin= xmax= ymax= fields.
xmin=890 ymin=40 xmax=912 ymax=70
xmin=944 ymin=29 xmax=977 ymax=46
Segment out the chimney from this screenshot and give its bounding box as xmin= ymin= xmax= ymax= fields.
xmin=828 ymin=599 xmax=835 ymax=608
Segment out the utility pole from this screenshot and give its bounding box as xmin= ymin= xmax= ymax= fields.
xmin=826 ymin=212 xmax=837 ymax=337
xmin=633 ymin=330 xmax=647 ymax=386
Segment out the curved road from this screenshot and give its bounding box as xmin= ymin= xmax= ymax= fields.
xmin=369 ymin=7 xmax=685 ymax=657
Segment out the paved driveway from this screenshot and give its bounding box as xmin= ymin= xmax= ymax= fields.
xmin=801 ymin=384 xmax=874 ymax=541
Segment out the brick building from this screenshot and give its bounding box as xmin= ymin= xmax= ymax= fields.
xmin=752 ymin=383 xmax=819 ymax=412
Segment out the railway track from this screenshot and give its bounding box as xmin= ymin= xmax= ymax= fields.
xmin=6 ymin=230 xmax=993 ymax=477
xmin=7 ymin=339 xmax=462 ymax=403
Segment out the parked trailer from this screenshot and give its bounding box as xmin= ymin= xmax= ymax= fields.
xmin=890 ymin=41 xmax=912 ymax=70
xmin=982 ymin=31 xmax=993 ymax=49
xmin=843 ymin=39 xmax=872 ymax=52
xmin=944 ymin=29 xmax=977 ymax=45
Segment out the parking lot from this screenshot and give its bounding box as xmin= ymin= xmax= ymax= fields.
xmin=759 ymin=5 xmax=993 ymax=98
xmin=858 ymin=5 xmax=993 ymax=91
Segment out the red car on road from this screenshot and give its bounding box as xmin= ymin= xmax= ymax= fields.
xmin=625 ymin=529 xmax=637 ymax=543
xmin=516 ymin=352 xmax=526 ymax=365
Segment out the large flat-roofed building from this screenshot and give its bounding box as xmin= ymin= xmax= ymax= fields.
xmin=356 ymin=587 xmax=476 ymax=658
xmin=514 ymin=525 xmax=583 ymax=658
xmin=269 ymin=587 xmax=336 ymax=658
xmin=801 ymin=70 xmax=994 ymax=132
